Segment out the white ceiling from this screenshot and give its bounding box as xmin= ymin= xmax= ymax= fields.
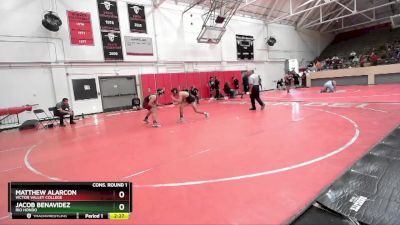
xmin=170 ymin=0 xmax=400 ymax=33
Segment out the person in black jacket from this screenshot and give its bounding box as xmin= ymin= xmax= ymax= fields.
xmin=242 ymin=74 xmax=249 ymax=94
xmin=301 ymin=72 xmax=307 ymax=87
xmin=223 ymin=82 xmax=235 ymax=98
xmin=293 ymin=72 xmax=300 ymax=87
xmin=233 ymin=77 xmax=240 ymax=94
xmin=276 ymin=79 xmax=284 ymax=90
xmin=214 ymin=76 xmax=222 ymax=99
xmin=208 ymin=77 xmax=215 ymax=98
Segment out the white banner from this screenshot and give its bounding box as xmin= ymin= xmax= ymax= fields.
xmin=125 ymin=36 xmax=153 ymax=56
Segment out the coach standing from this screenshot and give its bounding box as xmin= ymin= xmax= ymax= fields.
xmin=248 ymin=70 xmax=265 ymax=110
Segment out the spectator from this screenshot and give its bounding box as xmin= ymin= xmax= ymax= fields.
xmin=242 ymin=73 xmax=249 ymax=94
xmin=293 ymin=72 xmax=300 ymax=87
xmin=276 ymin=79 xmax=284 ymax=90
xmin=325 ymin=58 xmax=332 ymax=70
xmin=315 ymin=61 xmax=322 ymax=71
xmin=284 ymin=72 xmax=294 ymax=94
xmin=214 ymin=76 xmax=222 ymax=99
xmin=395 ymin=48 xmax=400 ymax=62
xmin=349 ymin=51 xmax=356 ymax=61
xmin=312 ymin=40 xmax=399 ymax=70
xmin=370 ymin=52 xmax=380 ymax=66
xmin=332 ymin=56 xmax=341 ymax=69
xmin=208 ymin=77 xmax=215 ymax=98
xmin=233 ymin=77 xmax=240 ymax=95
xmin=54 ymin=98 xmax=76 ymax=127
xmin=223 ymin=82 xmax=235 ymax=98
xmin=360 ymin=54 xmax=367 ymax=67
xmin=352 ymin=55 xmax=360 ymax=67
xmin=301 ymin=72 xmax=307 ymax=87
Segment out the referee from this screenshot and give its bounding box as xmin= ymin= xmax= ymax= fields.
xmin=248 ymin=70 xmax=265 ymax=110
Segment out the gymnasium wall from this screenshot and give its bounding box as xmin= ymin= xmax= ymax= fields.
xmin=0 ymin=0 xmax=333 ymax=123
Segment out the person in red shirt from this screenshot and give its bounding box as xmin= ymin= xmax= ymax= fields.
xmin=315 ymin=61 xmax=322 ymax=71
xmin=370 ymin=52 xmax=380 ymax=66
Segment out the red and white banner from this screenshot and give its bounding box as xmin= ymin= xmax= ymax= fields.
xmin=67 ymin=11 xmax=94 ymax=46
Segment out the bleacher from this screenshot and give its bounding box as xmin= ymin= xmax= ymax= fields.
xmin=307 ymin=24 xmax=400 ymax=87
xmin=318 ymin=24 xmax=400 ymax=67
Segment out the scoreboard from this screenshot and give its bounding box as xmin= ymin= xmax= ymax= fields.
xmin=8 ymin=182 xmax=132 ymax=220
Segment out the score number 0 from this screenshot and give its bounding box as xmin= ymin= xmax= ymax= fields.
xmin=119 ymin=191 xmax=125 ymax=211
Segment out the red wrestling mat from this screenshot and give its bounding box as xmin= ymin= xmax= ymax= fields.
xmin=261 ymin=84 xmax=400 ymax=103
xmin=0 ymin=84 xmax=399 ymax=224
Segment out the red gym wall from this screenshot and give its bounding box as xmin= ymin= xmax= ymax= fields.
xmin=141 ymin=71 xmax=243 ymax=104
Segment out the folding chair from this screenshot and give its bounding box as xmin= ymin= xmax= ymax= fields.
xmin=48 ymin=107 xmax=74 ymax=124
xmin=48 ymin=107 xmax=60 ymax=123
xmin=33 ymin=109 xmax=55 ymax=129
xmin=49 ymin=107 xmax=73 ymax=124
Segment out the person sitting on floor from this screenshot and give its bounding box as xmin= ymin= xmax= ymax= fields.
xmin=223 ymin=82 xmax=235 ymax=98
xmin=320 ymin=80 xmax=337 ymax=93
xmin=54 ymin=98 xmax=75 ymax=127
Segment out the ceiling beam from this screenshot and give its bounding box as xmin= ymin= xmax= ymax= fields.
xmin=335 ymin=1 xmax=353 ymax=13
xmin=267 ymin=0 xmax=338 ymax=23
xmin=319 ymin=0 xmax=354 ymax=31
xmin=320 ymin=7 xmax=346 ymax=31
xmin=296 ymin=0 xmax=321 ymax=27
xmin=154 ymin=0 xmax=169 ymax=8
xmin=301 ymin=0 xmax=397 ymax=29
xmin=237 ymin=0 xmax=260 ymax=10
xmin=336 ymin=0 xmax=374 ymax=21
xmin=312 ymin=2 xmax=339 ymax=29
xmin=265 ymin=0 xmax=280 ymax=21
xmin=182 ymin=0 xmax=206 ymax=14
xmin=293 ymin=0 xmax=318 ymax=13
xmin=324 ymin=14 xmax=393 ymax=33
xmin=301 ymin=3 xmax=350 ymax=29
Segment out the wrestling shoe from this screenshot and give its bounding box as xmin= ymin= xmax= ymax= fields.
xmin=152 ymin=123 xmax=161 ymax=128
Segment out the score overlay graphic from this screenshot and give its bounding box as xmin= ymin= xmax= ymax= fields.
xmin=8 ymin=182 xmax=132 ymax=220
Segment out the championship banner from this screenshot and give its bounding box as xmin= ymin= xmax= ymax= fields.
xmin=101 ymin=31 xmax=124 ymax=61
xmin=236 ymin=34 xmax=254 ymax=60
xmin=127 ymin=3 xmax=147 ymax=33
xmin=67 ymin=11 xmax=94 ymax=46
xmin=125 ymin=36 xmax=153 ymax=56
xmin=97 ymin=0 xmax=120 ymax=31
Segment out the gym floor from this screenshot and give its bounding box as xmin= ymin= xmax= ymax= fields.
xmin=1 ymin=84 xmax=400 ymax=224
